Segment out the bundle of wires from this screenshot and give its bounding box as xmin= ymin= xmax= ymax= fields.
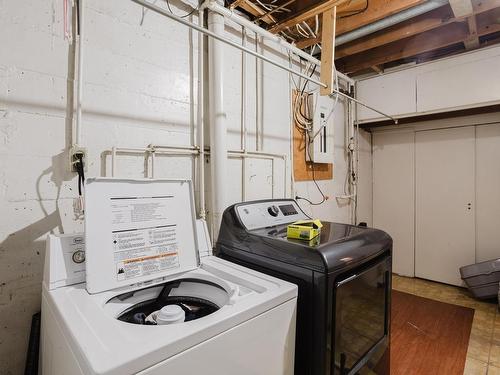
xmin=75 ymin=154 xmax=85 ymax=197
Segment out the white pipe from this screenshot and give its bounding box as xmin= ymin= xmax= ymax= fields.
xmin=111 ymin=146 xmax=116 ymax=177
xmin=241 ymin=27 xmax=247 ymax=152
xmin=242 ymin=27 xmax=247 ymax=201
xmin=74 ymin=0 xmax=85 ymax=146
xmin=208 ymin=0 xmax=227 ymax=235
xmin=198 ymin=8 xmax=206 ymax=219
xmin=151 ymin=150 xmax=155 ymax=178
xmin=255 ymin=34 xmax=263 ymax=151
xmin=204 ymin=0 xmax=354 ymax=85
xmin=130 ymin=0 xmax=399 ymax=123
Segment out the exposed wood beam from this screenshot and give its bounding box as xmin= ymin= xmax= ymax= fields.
xmin=476 ymin=7 xmax=500 ymax=35
xmin=334 ymin=0 xmax=499 ymax=58
xmin=371 ymin=65 xmax=384 ymax=74
xmin=336 ymin=5 xmax=455 ymax=58
xmin=336 ymin=0 xmax=427 ymax=35
xmin=320 ymin=7 xmax=336 ymax=95
xmin=296 ymin=0 xmax=500 ymax=52
xmin=339 ymin=22 xmax=469 ymax=73
xmin=339 ymin=16 xmax=500 ymax=74
xmin=449 ymin=0 xmax=474 ymax=17
xmin=230 ymin=0 xmax=277 ymax=24
xmin=254 ymin=0 xmax=296 ymax=22
xmin=295 ymin=36 xmax=320 ymax=49
xmin=268 ymin=0 xmax=349 ymax=34
xmin=464 ymin=15 xmax=480 ymax=49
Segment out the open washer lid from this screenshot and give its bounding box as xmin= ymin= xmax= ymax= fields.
xmin=84 ymin=178 xmax=199 ymax=294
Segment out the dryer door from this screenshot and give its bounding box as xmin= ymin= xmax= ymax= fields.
xmin=331 ymin=256 xmax=390 ymax=375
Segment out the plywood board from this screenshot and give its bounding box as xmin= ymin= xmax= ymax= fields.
xmin=292 ymin=90 xmax=333 ymax=181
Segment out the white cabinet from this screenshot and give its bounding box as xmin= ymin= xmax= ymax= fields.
xmin=476 ymin=124 xmax=500 ymax=262
xmin=357 ymin=45 xmax=500 ymax=122
xmin=372 ymin=122 xmax=500 ymax=286
xmin=373 ymin=131 xmax=415 ymax=277
xmin=415 ymin=127 xmax=476 ymax=286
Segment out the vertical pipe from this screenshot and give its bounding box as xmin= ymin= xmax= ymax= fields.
xmin=271 ymin=158 xmax=275 ymax=198
xmin=75 ymin=0 xmax=84 ymax=146
xmin=241 ymin=27 xmax=247 ymax=201
xmin=198 ymin=8 xmax=206 ymax=219
xmin=207 ymin=1 xmax=227 ymax=235
xmin=241 ymin=27 xmax=247 ymax=152
xmin=111 ymin=146 xmax=116 ymax=177
xmin=255 ymin=33 xmax=262 ymax=151
xmin=150 ymin=150 xmax=155 ymax=178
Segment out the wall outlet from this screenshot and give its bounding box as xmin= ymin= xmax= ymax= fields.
xmin=70 ymin=146 xmax=87 ymax=172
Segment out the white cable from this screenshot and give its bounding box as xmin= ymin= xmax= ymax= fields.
xmin=302 ymin=21 xmax=316 ymax=38
xmin=296 ymin=24 xmax=310 ymax=38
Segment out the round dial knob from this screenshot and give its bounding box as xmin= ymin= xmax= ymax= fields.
xmin=72 ymin=250 xmax=85 ymax=264
xmin=268 ymin=205 xmax=279 ymax=217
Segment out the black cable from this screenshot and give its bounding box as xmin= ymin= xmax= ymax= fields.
xmin=76 ymin=154 xmax=85 ymax=196
xmin=339 ymin=0 xmax=368 ymax=19
xmin=165 ymin=0 xmax=200 ymax=18
xmin=296 ymin=135 xmax=327 ymax=206
xmin=300 ymin=65 xmax=317 ymax=97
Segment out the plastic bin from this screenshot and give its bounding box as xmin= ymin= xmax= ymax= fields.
xmin=460 ymin=258 xmax=500 ymax=300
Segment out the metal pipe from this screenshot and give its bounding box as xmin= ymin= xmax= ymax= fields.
xmin=74 ymin=0 xmax=85 ymax=146
xmin=207 ymin=0 xmax=227 ymax=235
xmin=255 ymin=34 xmax=263 ymax=151
xmin=241 ymin=27 xmax=247 ymax=152
xmin=130 ymin=0 xmax=396 ymax=123
xmin=130 ymin=0 xmax=327 ymax=89
xmin=151 ymin=149 xmax=155 ymax=178
xmin=197 ymin=7 xmax=206 ymax=219
xmin=111 ymin=146 xmax=116 ymax=177
xmin=330 ymin=90 xmax=398 ymax=124
xmin=336 ymin=0 xmax=448 ymax=46
xmin=204 ymin=0 xmax=354 ymax=84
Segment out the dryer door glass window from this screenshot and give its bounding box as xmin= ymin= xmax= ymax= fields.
xmin=332 ymin=258 xmax=390 ymax=375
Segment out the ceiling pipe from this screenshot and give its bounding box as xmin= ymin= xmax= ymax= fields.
xmin=203 ymin=0 xmax=355 ymax=84
xmin=335 ymin=0 xmax=449 ymax=46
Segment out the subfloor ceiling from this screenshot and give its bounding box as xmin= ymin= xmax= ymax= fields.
xmin=226 ymin=0 xmax=500 ymax=76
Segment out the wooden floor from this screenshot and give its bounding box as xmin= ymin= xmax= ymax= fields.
xmin=391 ymin=290 xmax=474 ymax=375
xmin=392 ymin=275 xmax=500 ymax=375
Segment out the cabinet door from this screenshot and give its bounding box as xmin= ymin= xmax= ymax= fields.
xmin=415 ymin=127 xmax=475 ymax=286
xmin=476 ymin=123 xmax=500 ymax=262
xmin=373 ymin=131 xmax=415 ymax=277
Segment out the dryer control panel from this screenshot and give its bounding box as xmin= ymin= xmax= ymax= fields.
xmin=235 ymin=200 xmax=308 ymax=230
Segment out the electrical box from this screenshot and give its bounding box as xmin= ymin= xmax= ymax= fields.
xmin=306 ymin=93 xmax=334 ymax=164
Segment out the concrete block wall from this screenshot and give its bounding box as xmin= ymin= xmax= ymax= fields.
xmin=0 ymin=1 xmax=371 ymax=373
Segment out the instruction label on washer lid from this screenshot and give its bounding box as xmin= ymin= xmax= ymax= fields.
xmin=111 ymin=196 xmax=180 ymax=281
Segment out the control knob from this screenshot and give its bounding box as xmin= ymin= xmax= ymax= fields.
xmin=267 ymin=205 xmax=279 ymax=217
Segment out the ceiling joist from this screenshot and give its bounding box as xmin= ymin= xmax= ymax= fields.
xmin=338 ymin=11 xmax=500 ymax=74
xmin=268 ymin=0 xmax=349 ymax=34
xmin=336 ymin=0 xmax=500 ymax=59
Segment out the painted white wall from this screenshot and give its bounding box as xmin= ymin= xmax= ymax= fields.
xmin=357 ymin=44 xmax=500 ymax=122
xmin=0 ymin=1 xmax=369 ymax=373
xmin=371 ymin=113 xmax=500 ymax=281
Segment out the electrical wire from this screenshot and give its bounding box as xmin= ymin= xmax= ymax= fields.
xmin=165 ymin=0 xmax=200 ymax=18
xmin=339 ymin=0 xmax=368 ymax=18
xmin=295 ymin=137 xmax=327 ymax=206
xmin=75 ymin=154 xmax=85 ymax=197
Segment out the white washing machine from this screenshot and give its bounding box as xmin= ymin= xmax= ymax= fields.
xmin=40 ymin=178 xmax=297 ymax=375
